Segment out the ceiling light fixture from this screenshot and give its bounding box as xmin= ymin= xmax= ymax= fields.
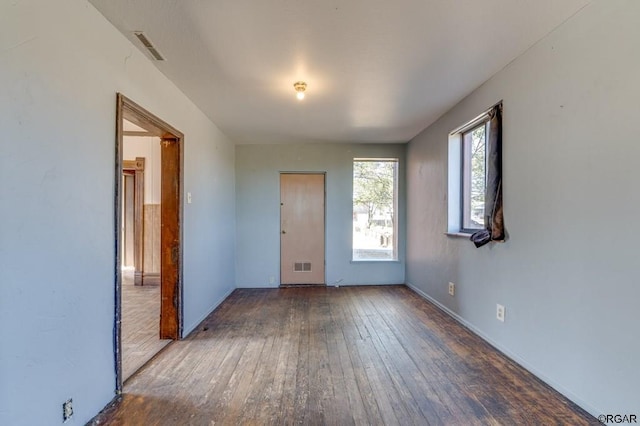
xmin=293 ymin=81 xmax=307 ymax=100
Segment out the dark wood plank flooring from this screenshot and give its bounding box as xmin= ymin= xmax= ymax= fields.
xmin=92 ymin=286 xmax=597 ymax=425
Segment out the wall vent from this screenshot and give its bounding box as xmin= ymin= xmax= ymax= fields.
xmin=134 ymin=32 xmax=165 ymax=61
xmin=294 ymin=262 xmax=312 ymax=272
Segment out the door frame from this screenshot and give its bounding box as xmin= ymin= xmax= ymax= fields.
xmin=279 ymin=172 xmax=327 ymax=286
xmin=122 ymin=157 xmax=145 ymax=285
xmin=114 ymin=93 xmax=184 ymax=393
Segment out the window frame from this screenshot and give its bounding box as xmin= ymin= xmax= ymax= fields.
xmin=459 ymin=120 xmax=490 ymax=234
xmin=447 ymin=107 xmax=495 ymax=235
xmin=352 ymin=158 xmax=399 ymax=262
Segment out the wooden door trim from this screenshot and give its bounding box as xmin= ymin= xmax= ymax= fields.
xmin=114 ymin=93 xmax=184 ymax=393
xmin=122 ymin=158 xmax=145 ymax=286
xmin=279 ymin=172 xmax=327 ymax=286
xmin=159 ymin=136 xmax=180 ymax=340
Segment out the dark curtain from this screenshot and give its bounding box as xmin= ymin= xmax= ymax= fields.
xmin=471 ymin=103 xmax=505 ymax=248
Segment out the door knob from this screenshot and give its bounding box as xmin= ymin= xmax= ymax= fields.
xmin=281 ymin=230 xmax=286 ymax=234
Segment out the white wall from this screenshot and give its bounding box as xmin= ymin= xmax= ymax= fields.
xmin=123 ymin=136 xmax=161 ymax=204
xmin=236 ymin=143 xmax=405 ymax=287
xmin=406 ymin=0 xmax=640 ymax=416
xmin=0 ymin=1 xmax=236 ymax=424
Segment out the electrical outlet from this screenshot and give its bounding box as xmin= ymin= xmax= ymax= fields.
xmin=496 ymin=304 xmax=505 ymax=322
xmin=269 ymin=276 xmax=275 ymax=284
xmin=62 ymin=399 xmax=73 ymax=422
xmin=448 ymin=282 xmax=455 ymax=296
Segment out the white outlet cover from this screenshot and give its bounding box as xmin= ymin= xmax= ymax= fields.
xmin=497 ymin=304 xmax=505 ymax=322
xmin=63 ymin=399 xmax=73 ymax=422
xmin=448 ymin=282 xmax=455 ymax=296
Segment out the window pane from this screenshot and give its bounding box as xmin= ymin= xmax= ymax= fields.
xmin=462 ymin=124 xmax=486 ymax=230
xmin=353 ymin=160 xmax=398 ymax=261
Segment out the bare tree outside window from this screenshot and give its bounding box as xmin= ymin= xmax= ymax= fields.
xmin=462 ymin=123 xmax=487 ymax=230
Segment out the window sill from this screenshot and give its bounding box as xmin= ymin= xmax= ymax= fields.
xmin=350 ymin=260 xmax=401 ymax=264
xmin=445 ymin=232 xmax=472 ymax=239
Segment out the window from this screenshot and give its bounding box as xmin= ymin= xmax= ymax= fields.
xmin=352 ymin=159 xmax=398 ymax=261
xmin=448 ymin=103 xmax=503 ymax=237
xmin=461 ymin=121 xmax=489 ymax=231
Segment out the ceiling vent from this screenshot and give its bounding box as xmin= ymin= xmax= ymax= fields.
xmin=134 ymin=32 xmax=165 ymax=61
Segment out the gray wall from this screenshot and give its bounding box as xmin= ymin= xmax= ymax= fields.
xmin=406 ymin=0 xmax=640 ymax=416
xmin=236 ymin=143 xmax=405 ymax=287
xmin=0 ymin=1 xmax=236 ymax=424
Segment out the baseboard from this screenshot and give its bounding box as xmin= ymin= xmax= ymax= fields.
xmin=182 ymin=286 xmax=235 ymax=338
xmin=141 ymin=272 xmax=160 ymax=286
xmin=279 ymin=283 xmax=326 ymax=288
xmin=405 ymin=282 xmax=600 ymax=418
xmin=236 ymin=282 xmax=403 ymax=289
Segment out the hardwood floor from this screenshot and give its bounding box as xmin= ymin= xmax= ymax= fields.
xmin=93 ymin=286 xmax=597 ymax=425
xmin=121 ymin=271 xmax=171 ymax=381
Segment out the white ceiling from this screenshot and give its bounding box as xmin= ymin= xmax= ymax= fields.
xmin=90 ymin=0 xmax=590 ymax=145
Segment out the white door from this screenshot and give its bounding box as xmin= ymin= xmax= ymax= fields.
xmin=280 ymin=173 xmax=325 ymax=285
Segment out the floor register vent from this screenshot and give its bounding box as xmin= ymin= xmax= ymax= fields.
xmin=294 ymin=262 xmax=312 ymax=272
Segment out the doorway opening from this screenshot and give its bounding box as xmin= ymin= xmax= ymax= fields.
xmin=114 ymin=94 xmax=183 ymax=392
